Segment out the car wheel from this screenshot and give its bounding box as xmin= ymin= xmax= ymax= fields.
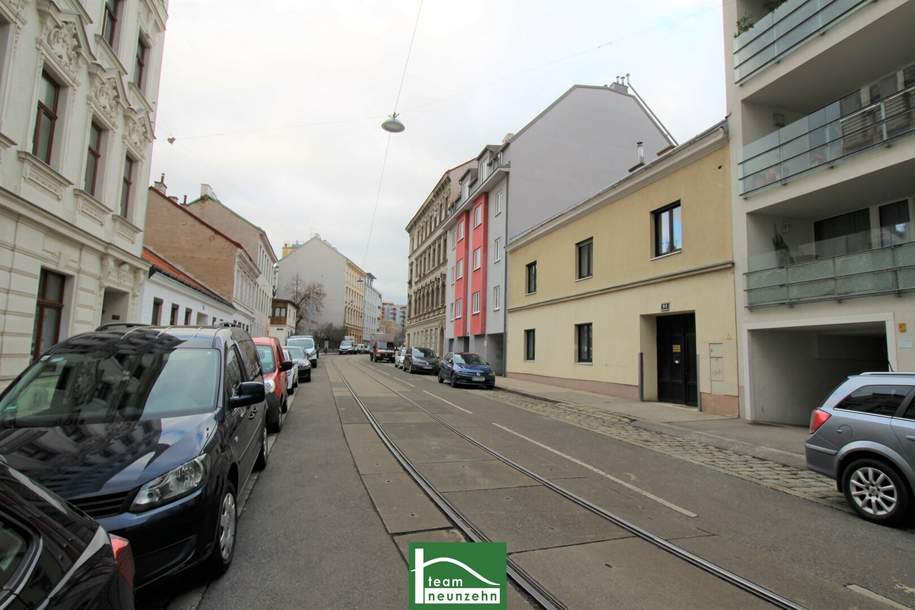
xmin=438 ymin=373 xmax=443 ymax=384
xmin=312 ymin=359 xmax=318 ymax=369
xmin=305 ymin=371 xmax=312 ymax=382
xmin=842 ymin=458 xmax=911 ymax=526
xmin=254 ymin=421 xmax=269 ymax=471
xmin=448 ymin=374 xmax=455 ymax=387
xmin=206 ymin=480 xmax=237 ymax=577
xmin=267 ymin=399 xmax=284 ymax=433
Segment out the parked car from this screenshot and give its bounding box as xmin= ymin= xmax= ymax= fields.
xmin=285 ymin=346 xmax=312 ymax=382
xmin=355 ymin=343 xmax=368 ymax=354
xmin=339 ymin=340 xmax=356 ymax=355
xmin=403 ymin=347 xmax=440 ymax=375
xmin=0 ymin=459 xmax=136 ymax=609
xmin=0 ymin=326 xmax=270 ymax=587
xmin=371 ymin=340 xmax=397 ymax=363
xmin=438 ymin=352 xmax=496 ymax=388
xmin=282 ymin=348 xmax=298 ymax=395
xmin=394 ymin=346 xmax=407 ymax=369
xmin=254 ymin=336 xmax=293 ymax=433
xmin=806 ymin=372 xmax=915 ymax=526
xmin=287 ymin=335 xmax=318 ymax=368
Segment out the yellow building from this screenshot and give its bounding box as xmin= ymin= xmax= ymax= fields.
xmin=344 ymin=260 xmax=366 ymax=342
xmin=506 ymin=122 xmax=739 ymax=416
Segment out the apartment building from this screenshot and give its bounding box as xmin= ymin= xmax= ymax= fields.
xmin=144 ymin=187 xmax=260 ymax=331
xmin=724 ymin=0 xmax=915 ymax=424
xmin=445 ymin=83 xmax=675 ymax=373
xmin=405 ymin=160 xmax=474 ymax=354
xmin=268 ymin=298 xmax=297 ymax=344
xmin=183 ymin=184 xmax=277 ymax=335
xmin=506 ymin=123 xmax=738 ymax=414
xmin=363 ymin=273 xmax=382 ymax=344
xmin=0 ymin=0 xmax=167 ymax=387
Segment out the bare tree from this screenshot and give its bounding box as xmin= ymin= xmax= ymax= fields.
xmin=285 ymin=275 xmax=326 ymax=333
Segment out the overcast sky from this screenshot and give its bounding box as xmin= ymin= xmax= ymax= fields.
xmin=151 ymin=0 xmax=726 ymax=304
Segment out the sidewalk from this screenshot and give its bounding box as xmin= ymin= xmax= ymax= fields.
xmin=495 ymin=375 xmax=809 ymax=470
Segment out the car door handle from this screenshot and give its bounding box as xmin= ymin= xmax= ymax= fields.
xmin=248 ymin=407 xmax=257 ymax=419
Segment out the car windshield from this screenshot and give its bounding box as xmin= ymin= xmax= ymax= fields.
xmin=378 ymin=342 xmax=395 ymax=349
xmin=0 ymin=348 xmax=220 ymax=426
xmin=288 ymin=337 xmax=315 ymax=350
xmin=341 ymin=341 xmax=353 ymax=348
xmin=256 ymin=345 xmax=276 ymax=372
xmin=287 ymin=346 xmax=306 ymax=359
xmin=455 ymin=353 xmax=486 ymax=365
xmin=412 ymin=348 xmax=436 ymax=358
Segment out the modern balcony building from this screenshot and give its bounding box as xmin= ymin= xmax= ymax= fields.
xmin=724 ymin=0 xmax=915 ymax=424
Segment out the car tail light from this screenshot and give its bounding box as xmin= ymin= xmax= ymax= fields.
xmin=809 ymin=409 xmax=831 ymax=434
xmin=110 ymin=534 xmax=135 ymax=587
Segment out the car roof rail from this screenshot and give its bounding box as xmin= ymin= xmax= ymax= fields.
xmin=96 ymin=322 xmax=149 ymax=331
xmin=858 ymin=371 xmax=915 ymax=376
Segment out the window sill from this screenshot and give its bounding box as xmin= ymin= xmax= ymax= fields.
xmin=493 ymin=306 xmax=501 ymax=311
xmin=651 ymin=249 xmax=682 ymax=262
xmin=525 ymin=291 xmax=537 ymax=296
xmin=575 ymin=361 xmax=593 ymax=366
xmin=575 ymin=275 xmax=593 ymax=283
xmin=18 ymin=151 xmax=72 ymax=200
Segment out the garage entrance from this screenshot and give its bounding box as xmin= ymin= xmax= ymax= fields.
xmin=657 ymin=314 xmax=698 ymax=406
xmin=748 ymin=321 xmax=889 ymax=425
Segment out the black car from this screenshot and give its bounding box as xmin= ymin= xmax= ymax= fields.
xmin=438 ymin=352 xmax=496 ymax=388
xmin=0 ymin=459 xmax=135 ymax=609
xmin=0 ymin=326 xmax=269 ymax=588
xmin=403 ymin=347 xmax=440 ymax=374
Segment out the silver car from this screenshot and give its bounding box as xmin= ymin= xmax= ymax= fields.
xmin=287 ymin=335 xmax=318 ymax=368
xmin=806 ymin=372 xmax=915 ymax=526
xmin=394 ymin=347 xmax=406 ymax=369
xmin=285 ymin=345 xmax=312 ymax=383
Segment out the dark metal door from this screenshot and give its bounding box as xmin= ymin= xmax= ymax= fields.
xmin=657 ymin=314 xmax=697 ymax=406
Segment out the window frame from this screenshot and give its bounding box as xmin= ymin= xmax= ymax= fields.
xmin=492 ymin=285 xmax=500 ymax=311
xmin=653 ymin=202 xmax=683 ymax=258
xmin=84 ymin=121 xmax=103 ymax=196
xmin=151 ymin=298 xmax=162 ymax=324
xmin=473 ymin=205 xmax=483 ymax=227
xmin=494 ymin=237 xmax=502 ymax=262
xmin=834 ymin=384 xmax=913 ymax=418
xmin=576 ymin=237 xmax=593 ymax=280
xmin=134 ymin=35 xmax=149 ymax=90
xmin=525 ymin=261 xmax=537 ymax=294
xmin=575 ymin=322 xmax=593 ymax=363
xmin=32 ymin=71 xmax=60 ymax=165
xmin=31 ymin=269 xmax=66 ymax=361
xmin=456 ymin=259 xmax=464 ymax=279
xmin=472 ymin=248 xmax=481 ymax=270
xmin=120 ymin=155 xmax=135 ymax=218
xmin=102 ymin=0 xmax=122 ymax=49
xmin=471 ymin=291 xmax=480 ymax=314
xmin=455 ymin=298 xmax=463 ymax=319
xmin=495 ymin=190 xmax=504 ymax=216
xmin=524 ymin=329 xmax=535 ymax=361
xmin=457 ymin=221 xmax=464 ymax=241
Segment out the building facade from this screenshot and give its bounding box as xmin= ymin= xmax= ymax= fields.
xmin=445 ymin=83 xmax=675 ymax=374
xmin=268 ymin=298 xmax=297 ymax=344
xmin=362 ymin=273 xmax=381 ymax=344
xmin=405 ymin=160 xmax=473 ymax=354
xmin=183 ymin=184 xmax=276 ymax=335
xmin=140 ymin=246 xmax=237 ymax=327
xmin=0 ymin=0 xmax=167 ymax=387
xmin=144 ymin=187 xmax=259 ymax=332
xmin=506 ymin=123 xmax=738 ymax=415
xmin=724 ymin=0 xmax=915 ymax=424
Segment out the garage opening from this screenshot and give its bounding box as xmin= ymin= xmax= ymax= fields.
xmin=748 ymin=322 xmax=889 ymax=425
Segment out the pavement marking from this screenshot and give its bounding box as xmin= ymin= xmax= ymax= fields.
xmin=423 ymin=390 xmax=473 ymax=414
xmin=492 ymin=422 xmax=698 ymax=518
xmin=367 ymin=363 xmax=415 ymax=388
xmin=846 ymin=584 xmax=913 ymax=610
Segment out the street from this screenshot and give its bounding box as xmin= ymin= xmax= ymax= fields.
xmin=138 ymin=355 xmax=915 ymax=610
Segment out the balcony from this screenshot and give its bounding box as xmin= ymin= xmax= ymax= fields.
xmin=746 ymin=228 xmax=915 ymax=307
xmin=733 ymin=0 xmax=872 ymax=83
xmin=739 ymin=64 xmax=915 ymax=195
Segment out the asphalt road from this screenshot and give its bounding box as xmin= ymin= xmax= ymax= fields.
xmin=137 ymin=355 xmax=915 ymax=610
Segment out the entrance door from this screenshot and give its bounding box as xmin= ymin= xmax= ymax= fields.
xmin=657 ymin=314 xmax=697 ymax=406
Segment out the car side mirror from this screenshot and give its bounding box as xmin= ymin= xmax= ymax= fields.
xmin=230 ymin=382 xmax=265 ymax=409
xmin=280 ymin=360 xmax=293 ymax=372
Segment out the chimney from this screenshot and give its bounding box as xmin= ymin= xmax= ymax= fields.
xmin=608 ymin=75 xmax=628 ymax=94
xmin=628 ymin=141 xmax=645 ymax=173
xmin=182 ymin=195 xmax=188 ymax=204
xmin=153 ymin=173 xmax=167 ymax=195
xmin=501 ymin=132 xmax=514 ymax=145
xmin=200 ymin=183 xmax=217 ymax=199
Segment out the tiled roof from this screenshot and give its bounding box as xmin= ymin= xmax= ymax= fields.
xmin=142 ymin=247 xmax=235 ymax=308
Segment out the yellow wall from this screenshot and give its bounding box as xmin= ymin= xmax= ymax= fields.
xmin=506 ymin=140 xmax=739 ymax=412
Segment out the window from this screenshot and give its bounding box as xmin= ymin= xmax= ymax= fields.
xmin=575 ymin=323 xmax=592 ymax=363
xmin=576 ymin=238 xmax=593 ymax=279
xmin=184 ymin=308 xmax=192 ymax=325
xmin=495 ymin=190 xmax=504 ymax=216
xmin=134 ymin=36 xmax=149 ymax=89
xmin=31 ymin=269 xmax=66 ymax=360
xmin=472 ymin=248 xmax=481 ymax=270
xmin=471 ymin=291 xmax=480 ymax=314
xmin=224 ymin=347 xmax=243 ymax=402
xmin=32 ymin=72 xmax=60 ymax=165
xmin=455 ymin=298 xmax=463 ymax=318
xmin=457 ymin=221 xmax=464 ymax=241
xmin=449 ymin=302 xmax=454 ymax=320
xmin=84 ymin=122 xmax=103 ymax=195
xmin=835 ymin=385 xmax=909 ymax=417
xmin=462 ymin=182 xmax=469 ymax=199
xmin=524 ymin=329 xmax=535 ymax=360
xmin=169 ymin=303 xmax=179 ymax=325
xmin=653 ymin=203 xmax=682 ymax=257
xmin=0 ymin=517 xmax=30 ymax=590
xmin=151 ymin=298 xmax=162 ymax=324
xmin=879 ymin=200 xmax=910 ymax=247
xmin=494 ymin=237 xmax=502 ymax=262
xmin=120 ymin=156 xmax=135 ymax=217
xmin=526 ymin=261 xmax=537 ymax=294
xmin=474 ymin=205 xmax=483 ymax=227
xmin=102 ymin=0 xmax=121 ymax=47
xmin=492 ymin=285 xmax=500 ymax=310
xmin=457 ymin=259 xmax=464 ymax=279
xmin=814 ymin=209 xmax=870 ymax=258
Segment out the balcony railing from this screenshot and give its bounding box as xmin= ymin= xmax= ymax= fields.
xmin=745 ymin=229 xmax=915 ymax=307
xmin=739 ymin=81 xmax=915 ymax=195
xmin=733 ymin=0 xmax=870 ymax=83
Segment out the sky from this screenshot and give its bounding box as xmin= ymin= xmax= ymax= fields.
xmin=150 ymin=0 xmax=727 ymax=304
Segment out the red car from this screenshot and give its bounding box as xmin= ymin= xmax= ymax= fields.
xmin=253 ymin=336 xmax=293 ymax=432
xmin=370 ymin=340 xmax=397 ymax=363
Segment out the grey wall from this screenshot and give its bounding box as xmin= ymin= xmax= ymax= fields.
xmin=276 ymin=238 xmax=346 ymax=332
xmin=507 ymin=86 xmax=672 ymax=241
xmin=487 ymin=174 xmax=508 ymax=335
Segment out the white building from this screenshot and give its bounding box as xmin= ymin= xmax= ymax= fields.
xmin=724 ymin=0 xmax=915 ymax=424
xmin=362 ymin=273 xmax=382 ymax=344
xmin=0 ymin=0 xmax=167 ymax=387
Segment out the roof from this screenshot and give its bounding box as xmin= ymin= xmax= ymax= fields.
xmin=142 ymin=246 xmax=235 ymax=308
xmin=280 ymin=234 xmax=371 ymax=276
xmin=186 ymin=194 xmax=278 ymax=262
xmin=405 ymin=158 xmax=476 ymax=230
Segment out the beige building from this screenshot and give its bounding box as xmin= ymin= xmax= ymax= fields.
xmin=724 ymin=0 xmax=915 ymax=424
xmin=405 ymin=159 xmax=474 ymax=353
xmin=268 ymin=298 xmax=297 ymax=344
xmin=344 ymin=258 xmax=365 ymax=342
xmin=506 ymin=123 xmax=739 ymax=416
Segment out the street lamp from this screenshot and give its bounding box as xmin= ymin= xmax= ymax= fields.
xmin=381 ymin=113 xmax=405 ymax=133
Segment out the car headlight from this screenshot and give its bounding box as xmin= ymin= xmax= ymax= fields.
xmin=264 ymin=379 xmax=276 ymax=393
xmin=131 ymin=455 xmax=208 ymax=511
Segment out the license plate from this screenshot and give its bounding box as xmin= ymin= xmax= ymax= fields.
xmin=472 ymin=376 xmax=485 ymax=382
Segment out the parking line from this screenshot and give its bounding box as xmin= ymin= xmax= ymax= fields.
xmin=845 ymin=585 xmax=912 ymax=610
xmin=423 ymin=390 xmax=473 ymax=414
xmin=492 ymin=423 xmax=698 ymax=518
